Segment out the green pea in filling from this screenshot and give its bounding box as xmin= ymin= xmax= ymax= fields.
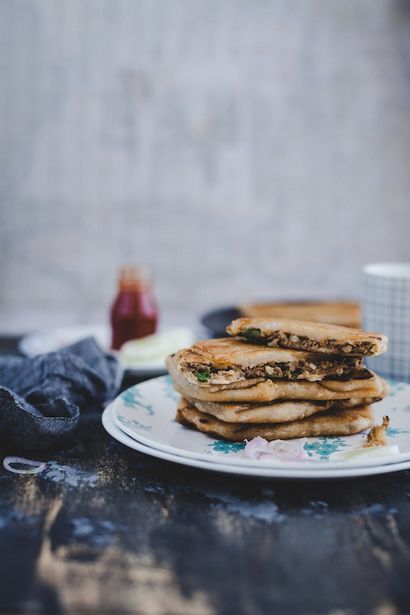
xmin=196 ymin=369 xmax=211 ymax=382
xmin=243 ymin=328 xmax=262 ymax=340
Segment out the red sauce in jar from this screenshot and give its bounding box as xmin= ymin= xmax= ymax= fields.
xmin=110 ymin=266 xmax=158 ymax=350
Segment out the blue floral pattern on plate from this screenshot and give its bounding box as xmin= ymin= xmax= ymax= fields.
xmin=304 ymin=437 xmax=348 ymax=460
xmin=121 ymin=388 xmax=154 ymax=416
xmin=112 ymin=375 xmax=410 ymax=468
xmin=387 ymin=380 xmax=408 ymax=396
xmin=162 ymin=374 xmax=180 ymax=402
xmin=208 ymin=441 xmax=246 ymax=454
xmin=386 ymin=427 xmax=410 ymax=437
xmin=116 ymin=414 xmax=152 ymax=432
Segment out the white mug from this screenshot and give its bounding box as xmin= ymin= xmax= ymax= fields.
xmin=363 ymin=263 xmax=410 ymax=382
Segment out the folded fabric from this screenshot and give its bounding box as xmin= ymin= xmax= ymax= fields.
xmin=0 ymin=337 xmax=122 ymax=450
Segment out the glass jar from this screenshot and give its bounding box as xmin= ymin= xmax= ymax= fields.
xmin=110 ymin=266 xmax=158 ymax=350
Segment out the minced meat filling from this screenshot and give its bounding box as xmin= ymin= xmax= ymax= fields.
xmin=190 ymin=356 xmax=362 ymax=383
xmin=241 ymin=329 xmax=375 ymax=355
xmin=242 ymin=358 xmax=361 ymax=380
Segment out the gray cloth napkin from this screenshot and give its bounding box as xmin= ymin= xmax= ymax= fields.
xmin=0 ymin=337 xmax=122 ymax=450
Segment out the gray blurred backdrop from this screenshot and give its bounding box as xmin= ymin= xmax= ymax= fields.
xmin=1 ymin=0 xmax=409 ymax=330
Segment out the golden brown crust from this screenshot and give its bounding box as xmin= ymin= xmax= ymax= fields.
xmin=239 ymin=301 xmax=361 ymax=328
xmin=166 ymin=355 xmax=384 ymax=403
xmin=190 ymin=394 xmax=385 ymax=423
xmin=169 ymin=338 xmax=363 ymax=386
xmin=189 ymin=398 xmax=333 ymax=423
xmin=227 ymin=317 xmax=387 ymax=356
xmin=337 ymin=379 xmax=389 ymax=408
xmin=176 ymin=337 xmax=316 ymax=368
xmin=176 ymin=398 xmax=374 ymax=442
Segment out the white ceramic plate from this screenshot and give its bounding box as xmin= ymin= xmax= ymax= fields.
xmin=102 ymin=405 xmax=410 ymax=479
xmin=110 ymin=375 xmax=410 ymax=471
xmin=19 ymin=324 xmax=194 ymax=377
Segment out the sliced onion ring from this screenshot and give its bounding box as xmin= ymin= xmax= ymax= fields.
xmin=244 ymin=436 xmax=309 ymax=462
xmin=3 ymin=456 xmax=47 ymax=475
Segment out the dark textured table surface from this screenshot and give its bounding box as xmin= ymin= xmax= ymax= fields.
xmin=1 ymin=336 xmax=410 ymax=615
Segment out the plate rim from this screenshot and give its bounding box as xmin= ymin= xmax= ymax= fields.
xmin=111 ymin=375 xmax=410 ymax=471
xmin=102 ymin=405 xmax=410 ymax=479
xmin=101 ymin=414 xmax=410 ymax=480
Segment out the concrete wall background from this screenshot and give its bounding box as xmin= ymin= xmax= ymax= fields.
xmin=1 ymin=0 xmax=409 ymax=327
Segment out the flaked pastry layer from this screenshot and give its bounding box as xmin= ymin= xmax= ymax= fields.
xmin=241 ymin=329 xmax=375 ymax=355
xmin=186 ymin=355 xmax=362 ymax=385
xmin=176 ymin=398 xmax=375 ymax=442
xmin=227 ymin=317 xmax=387 ymax=356
xmin=166 ymin=355 xmax=386 ymax=403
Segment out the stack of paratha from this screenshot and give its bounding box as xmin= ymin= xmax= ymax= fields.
xmin=166 ymin=318 xmax=388 ymax=442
